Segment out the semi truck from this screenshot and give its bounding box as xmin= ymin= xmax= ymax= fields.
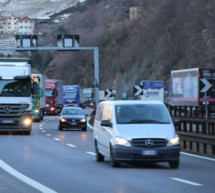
xmin=63 ymin=85 xmax=83 ymax=107
xmin=31 ymin=74 xmax=46 ymax=121
xmin=82 ymin=88 xmax=94 ymax=108
xmin=170 ymin=68 xmax=215 ymax=106
xmin=0 ymin=58 xmax=35 ymax=135
xmin=45 ymin=79 xmax=64 ymax=115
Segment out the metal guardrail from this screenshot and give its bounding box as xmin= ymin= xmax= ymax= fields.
xmin=169 ymin=106 xmax=215 ymax=156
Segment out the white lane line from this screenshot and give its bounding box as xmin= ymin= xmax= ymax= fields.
xmin=46 ymin=134 xmax=52 ymax=137
xmin=0 ymin=159 xmax=57 ymax=193
xmin=181 ymin=152 xmax=215 ymax=162
xmin=86 ymin=152 xmax=96 ymax=156
xmin=39 ymin=128 xmax=43 ymax=130
xmin=41 ymin=130 xmax=46 ymax=133
xmin=67 ymin=144 xmax=77 ymax=148
xmin=171 ymin=178 xmax=203 ymax=186
xmin=54 ymin=138 xmax=61 ymax=141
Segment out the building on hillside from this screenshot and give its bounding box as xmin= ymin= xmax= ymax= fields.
xmin=0 ymin=15 xmax=19 ymax=34
xmin=18 ymin=16 xmax=35 ymax=34
xmin=129 ymin=7 xmax=142 ymax=20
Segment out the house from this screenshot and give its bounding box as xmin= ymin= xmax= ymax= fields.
xmin=0 ymin=15 xmax=19 ymax=34
xmin=18 ymin=16 xmax=35 ymax=34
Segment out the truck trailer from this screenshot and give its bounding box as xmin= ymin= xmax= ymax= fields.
xmin=0 ymin=58 xmax=34 ymax=135
xmin=171 ymin=68 xmax=215 ymax=106
xmin=31 ymin=74 xmax=46 ymax=121
xmin=45 ymin=79 xmax=64 ymax=115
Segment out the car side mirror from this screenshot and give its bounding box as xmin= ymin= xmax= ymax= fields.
xmin=101 ymin=120 xmax=112 ymax=127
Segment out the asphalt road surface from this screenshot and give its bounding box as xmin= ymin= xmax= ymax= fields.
xmin=0 ymin=112 xmax=214 ymax=193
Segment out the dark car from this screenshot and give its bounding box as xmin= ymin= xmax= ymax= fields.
xmin=58 ymin=107 xmax=87 ymax=131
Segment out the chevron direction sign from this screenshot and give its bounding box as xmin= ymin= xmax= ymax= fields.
xmin=200 ymin=79 xmax=212 ymax=93
xmin=105 ymin=89 xmax=116 ymax=98
xmin=133 ymin=85 xmax=143 ymax=96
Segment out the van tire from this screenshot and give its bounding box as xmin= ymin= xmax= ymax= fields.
xmin=169 ymin=160 xmax=179 ymax=169
xmin=110 ymin=145 xmax=120 ymax=167
xmin=95 ymin=141 xmax=104 ymax=162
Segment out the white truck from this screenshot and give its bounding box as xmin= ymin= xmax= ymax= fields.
xmin=140 ymin=80 xmax=164 ymax=102
xmin=0 ymin=58 xmax=35 ymax=135
xmin=31 ymin=74 xmax=46 ymax=121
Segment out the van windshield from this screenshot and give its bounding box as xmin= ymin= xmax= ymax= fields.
xmin=115 ymin=104 xmax=171 ymax=124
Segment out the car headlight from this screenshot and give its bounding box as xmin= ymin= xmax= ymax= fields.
xmin=80 ymin=118 xmax=86 ymax=123
xmin=168 ymin=136 xmax=180 ymax=146
xmin=23 ymin=118 xmax=32 ymax=126
xmin=60 ymin=118 xmax=67 ymax=122
xmin=51 ymin=107 xmax=55 ymax=111
xmin=34 ymin=109 xmax=40 ymax=113
xmin=113 ymin=137 xmax=131 ymax=146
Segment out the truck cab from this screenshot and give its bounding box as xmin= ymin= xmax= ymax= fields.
xmin=0 ymin=58 xmax=33 ymax=135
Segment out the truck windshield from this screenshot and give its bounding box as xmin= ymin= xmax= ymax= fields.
xmin=116 ymin=104 xmax=171 ymax=124
xmin=45 ymin=88 xmax=55 ymax=98
xmin=0 ymin=79 xmax=31 ymax=97
xmin=83 ymin=93 xmax=91 ymax=98
xmin=64 ymin=92 xmax=77 ymax=99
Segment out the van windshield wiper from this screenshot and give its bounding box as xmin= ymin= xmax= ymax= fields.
xmin=126 ymin=119 xmax=169 ymax=124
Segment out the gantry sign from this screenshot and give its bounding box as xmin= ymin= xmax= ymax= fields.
xmin=0 ymin=35 xmax=100 ymax=107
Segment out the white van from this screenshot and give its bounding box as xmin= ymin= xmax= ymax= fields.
xmin=93 ymin=100 xmax=180 ymax=168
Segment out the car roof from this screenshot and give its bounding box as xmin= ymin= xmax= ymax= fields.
xmin=99 ymin=100 xmax=164 ymax=106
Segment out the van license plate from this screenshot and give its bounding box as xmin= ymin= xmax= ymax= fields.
xmin=70 ymin=122 xmax=77 ymax=125
xmin=142 ymin=150 xmax=157 ymax=156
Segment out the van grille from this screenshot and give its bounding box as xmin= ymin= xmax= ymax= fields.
xmin=131 ymin=138 xmax=167 ymax=148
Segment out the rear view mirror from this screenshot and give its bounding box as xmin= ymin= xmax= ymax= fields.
xmin=32 ymin=82 xmax=38 ymax=96
xmin=101 ymin=120 xmax=112 ymax=128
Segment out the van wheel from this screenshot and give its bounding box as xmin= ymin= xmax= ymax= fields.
xmin=58 ymin=125 xmax=63 ymax=131
xmin=169 ymin=160 xmax=179 ymax=169
xmin=95 ymin=141 xmax=104 ymax=162
xmin=110 ymin=145 xmax=120 ymax=167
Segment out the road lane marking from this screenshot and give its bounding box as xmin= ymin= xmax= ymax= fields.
xmin=181 ymin=152 xmax=215 ymax=162
xmin=171 ymin=178 xmax=203 ymax=186
xmin=86 ymin=152 xmax=96 ymax=156
xmin=0 ymin=159 xmax=57 ymax=193
xmin=54 ymin=138 xmax=61 ymax=141
xmin=41 ymin=130 xmax=46 ymax=133
xmin=46 ymin=134 xmax=52 ymax=137
xmin=67 ymin=144 xmax=76 ymax=148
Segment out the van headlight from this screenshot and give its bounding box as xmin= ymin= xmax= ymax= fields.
xmin=113 ymin=137 xmax=131 ymax=146
xmin=168 ymin=136 xmax=180 ymax=146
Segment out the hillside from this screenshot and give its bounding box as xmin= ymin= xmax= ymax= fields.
xmin=0 ymin=0 xmax=81 ymax=18
xmin=40 ymin=0 xmax=215 ymax=98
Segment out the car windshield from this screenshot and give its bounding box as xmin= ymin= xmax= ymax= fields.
xmin=115 ymin=104 xmax=171 ymax=124
xmin=0 ymin=79 xmax=31 ymax=97
xmin=62 ymin=108 xmax=84 ymax=115
xmin=64 ymin=92 xmax=77 ymax=99
xmin=83 ymin=93 xmax=91 ymax=98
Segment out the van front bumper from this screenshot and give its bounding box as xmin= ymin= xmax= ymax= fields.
xmin=112 ymin=144 xmax=180 ymax=162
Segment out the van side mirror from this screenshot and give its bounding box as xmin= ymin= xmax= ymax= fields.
xmin=173 ymin=119 xmax=180 ymax=127
xmin=101 ymin=120 xmax=112 ymax=127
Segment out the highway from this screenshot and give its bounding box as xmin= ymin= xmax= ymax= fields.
xmin=0 ymin=113 xmax=214 ymax=193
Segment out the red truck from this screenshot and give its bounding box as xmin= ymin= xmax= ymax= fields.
xmin=45 ymin=79 xmax=64 ymax=115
